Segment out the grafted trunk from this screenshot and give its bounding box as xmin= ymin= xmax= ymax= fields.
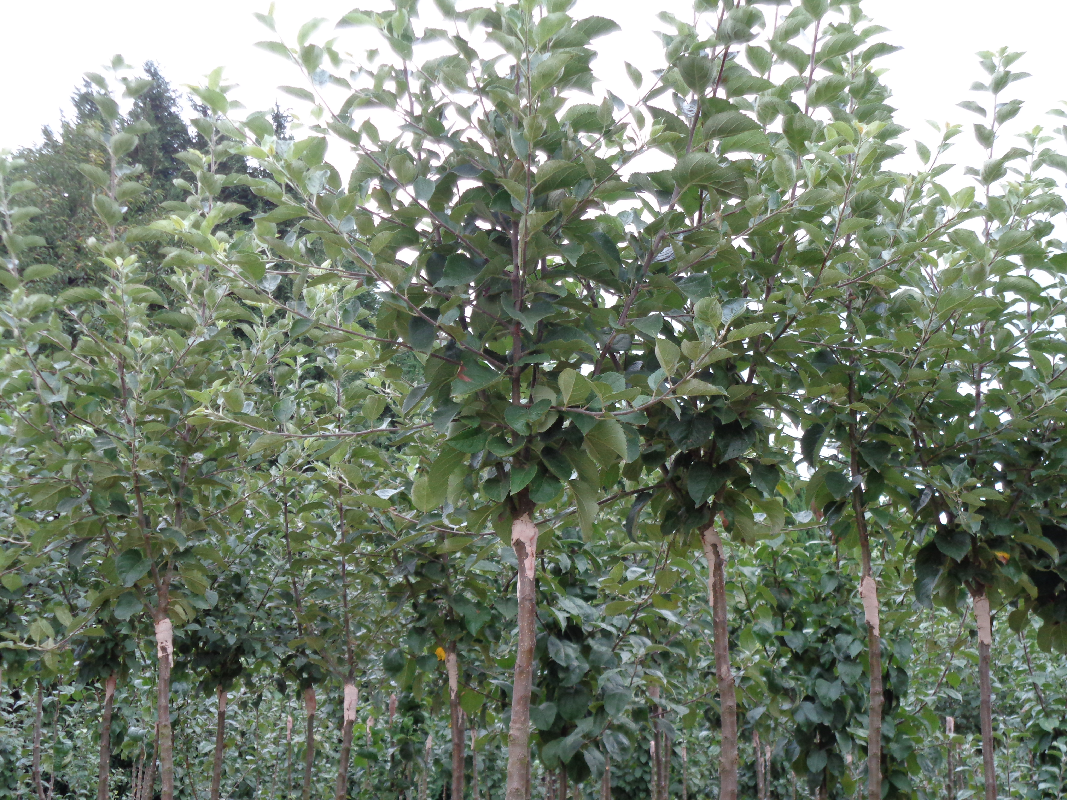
xmin=446 ymin=645 xmax=465 ymax=800
xmin=334 ymin=682 xmax=358 ymax=800
xmin=302 ymin=687 xmax=317 ymax=800
xmin=973 ymin=590 xmax=996 ymax=800
xmin=154 ymin=614 xmax=175 ymax=800
xmin=210 ymin=686 xmax=227 ymax=800
xmin=701 ymin=525 xmax=737 ymax=800
xmin=97 ymin=674 xmax=117 ymax=800
xmin=506 ymin=510 xmax=538 ymax=800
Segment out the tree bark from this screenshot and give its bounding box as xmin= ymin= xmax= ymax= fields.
xmin=649 ymin=685 xmax=662 ymax=800
xmin=471 ymin=727 xmax=480 ymax=800
xmin=97 ymin=674 xmax=117 ymax=800
xmin=419 ymin=734 xmax=433 ymax=800
xmin=138 ymin=730 xmax=158 ymax=800
xmin=754 ymin=730 xmax=767 ymax=800
xmin=945 ymin=716 xmax=956 ymax=800
xmin=209 ymin=685 xmax=227 ymax=800
xmin=287 ymin=714 xmax=294 ymax=799
xmin=850 ymin=368 xmax=883 ymax=800
xmin=973 ymin=589 xmax=996 ymax=800
xmin=32 ymin=682 xmax=46 ymax=800
xmin=302 ymin=687 xmax=316 ymax=800
xmin=701 ymin=525 xmax=738 ymax=800
xmin=154 ymin=613 xmax=176 ymax=800
xmin=446 ymin=645 xmax=465 ymax=800
xmin=506 ymin=510 xmax=538 ymax=800
xmin=601 ymin=751 xmax=611 ymax=800
xmin=558 ymin=767 xmax=567 ymax=800
xmin=681 ymin=744 xmax=687 ymax=800
xmin=334 ymin=682 xmax=358 ymax=800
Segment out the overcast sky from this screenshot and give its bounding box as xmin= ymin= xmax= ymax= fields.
xmin=2 ymin=0 xmax=1066 ymax=174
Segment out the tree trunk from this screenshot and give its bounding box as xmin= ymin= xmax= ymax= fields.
xmin=681 ymin=744 xmax=686 ymax=800
xmin=334 ymin=682 xmax=358 ymax=800
xmin=558 ymin=767 xmax=567 ymax=800
xmin=506 ymin=510 xmax=538 ymax=800
xmin=287 ymin=714 xmax=294 ymax=799
xmin=419 ymin=734 xmax=433 ymax=800
xmin=302 ymin=687 xmax=317 ymax=800
xmin=850 ymin=372 xmax=884 ymax=800
xmin=446 ymin=645 xmax=466 ymax=800
xmin=701 ymin=526 xmax=738 ymax=800
xmin=209 ymin=685 xmax=227 ymax=800
xmin=32 ymin=682 xmax=46 ymax=800
xmin=471 ymin=727 xmax=481 ymax=800
xmin=97 ymin=674 xmax=117 ymax=800
xmin=945 ymin=716 xmax=956 ymax=800
xmin=754 ymin=730 xmax=767 ymax=800
xmin=601 ymin=752 xmax=611 ymax=800
xmin=154 ymin=614 xmax=176 ymax=800
xmin=649 ymin=685 xmax=662 ymax=800
xmin=973 ymin=590 xmax=996 ymax=800
xmin=138 ymin=730 xmax=158 ymax=800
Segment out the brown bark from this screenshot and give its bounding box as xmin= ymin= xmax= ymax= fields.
xmin=210 ymin=685 xmax=227 ymax=800
xmin=302 ymin=687 xmax=316 ymax=800
xmin=97 ymin=674 xmax=117 ymax=800
xmin=681 ymin=744 xmax=687 ymax=800
xmin=945 ymin=716 xmax=956 ymax=800
xmin=286 ymin=714 xmax=294 ymax=799
xmin=701 ymin=525 xmax=738 ymax=800
xmin=446 ymin=645 xmax=465 ymax=800
xmin=506 ymin=510 xmax=538 ymax=800
xmin=973 ymin=590 xmax=996 ymax=800
xmin=601 ymin=752 xmax=611 ymax=800
xmin=754 ymin=730 xmax=767 ymax=800
xmin=649 ymin=685 xmax=662 ymax=800
xmin=334 ymin=720 xmax=355 ymax=800
xmin=419 ymin=734 xmax=433 ymax=800
xmin=558 ymin=767 xmax=568 ymax=800
xmin=137 ymin=730 xmax=158 ymax=800
xmin=154 ymin=613 xmax=176 ymax=800
xmin=471 ymin=727 xmax=481 ymax=800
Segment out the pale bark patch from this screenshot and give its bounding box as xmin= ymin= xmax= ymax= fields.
xmin=974 ymin=594 xmax=992 ymax=645
xmin=860 ymin=575 xmax=880 ymax=635
xmin=512 ymin=513 xmax=538 ymax=577
xmin=154 ymin=618 xmax=173 ymax=667
xmin=343 ymin=683 xmax=358 ymax=722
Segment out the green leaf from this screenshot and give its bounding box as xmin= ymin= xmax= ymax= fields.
xmin=585 ymin=419 xmax=629 ymax=462
xmin=113 ymin=592 xmax=143 ymax=621
xmin=824 ymin=471 xmax=852 ymax=500
xmin=655 ymin=338 xmax=681 ymax=375
xmin=673 ymin=153 xmax=746 ymax=197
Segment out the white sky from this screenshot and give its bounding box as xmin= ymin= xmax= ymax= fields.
xmin=2 ymin=0 xmax=1066 ymax=177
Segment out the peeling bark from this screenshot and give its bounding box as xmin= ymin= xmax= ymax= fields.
xmin=334 ymin=682 xmax=357 ymax=800
xmin=154 ymin=614 xmax=175 ymax=800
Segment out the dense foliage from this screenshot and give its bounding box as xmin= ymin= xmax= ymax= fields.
xmin=1 ymin=1 xmax=1065 ymax=799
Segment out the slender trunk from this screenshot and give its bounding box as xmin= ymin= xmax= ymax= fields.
xmin=334 ymin=682 xmax=358 ymax=800
xmin=755 ymin=730 xmax=767 ymax=800
xmin=649 ymin=685 xmax=662 ymax=800
xmin=471 ymin=727 xmax=480 ymax=800
xmin=506 ymin=510 xmax=538 ymax=800
xmin=681 ymin=745 xmax=686 ymax=800
xmin=97 ymin=674 xmax=118 ymax=800
xmin=701 ymin=526 xmax=738 ymax=800
xmin=850 ymin=365 xmax=883 ymax=800
xmin=663 ymin=733 xmax=671 ymax=800
xmin=139 ymin=731 xmax=159 ymax=800
xmin=33 ymin=683 xmax=46 ymax=800
xmin=287 ymin=714 xmax=294 ymax=799
xmin=302 ymin=687 xmax=316 ymax=800
xmin=946 ymin=716 xmax=956 ymax=800
xmin=419 ymin=734 xmax=433 ymax=800
xmin=154 ymin=613 xmax=176 ymax=800
xmin=973 ymin=590 xmax=996 ymax=800
xmin=446 ymin=645 xmax=465 ymax=800
xmin=209 ymin=685 xmax=227 ymax=800
xmin=559 ymin=767 xmax=567 ymax=800
xmin=601 ymin=752 xmax=611 ymax=800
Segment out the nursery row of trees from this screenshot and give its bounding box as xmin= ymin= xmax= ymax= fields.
xmin=0 ymin=0 xmax=1065 ymax=798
